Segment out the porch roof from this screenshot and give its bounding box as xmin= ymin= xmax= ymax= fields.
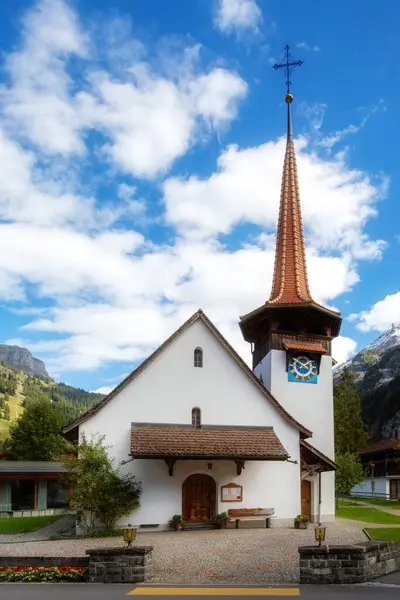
xmin=300 ymin=440 xmax=338 ymax=472
xmin=0 ymin=461 xmax=66 ymax=475
xmin=130 ymin=424 xmax=289 ymax=460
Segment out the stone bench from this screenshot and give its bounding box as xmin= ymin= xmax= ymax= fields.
xmin=228 ymin=508 xmax=274 ymax=529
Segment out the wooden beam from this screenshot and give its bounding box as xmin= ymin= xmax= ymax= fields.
xmin=164 ymin=459 xmax=177 ymax=476
xmin=235 ymin=460 xmax=245 ymax=476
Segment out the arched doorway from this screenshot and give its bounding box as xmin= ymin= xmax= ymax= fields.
xmin=182 ymin=474 xmax=216 ymax=522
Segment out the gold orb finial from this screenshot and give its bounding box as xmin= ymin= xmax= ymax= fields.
xmin=285 ymin=93 xmax=294 ymax=104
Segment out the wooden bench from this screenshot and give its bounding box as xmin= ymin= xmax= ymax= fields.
xmin=228 ymin=508 xmax=274 ymax=529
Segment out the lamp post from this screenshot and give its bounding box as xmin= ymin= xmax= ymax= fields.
xmin=314 ymin=524 xmax=326 ymax=547
xmin=370 ymin=463 xmax=375 ymax=499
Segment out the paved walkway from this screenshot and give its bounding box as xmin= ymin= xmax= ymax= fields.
xmin=0 ymin=523 xmax=367 ymax=585
xmin=0 ymin=515 xmax=75 ymax=544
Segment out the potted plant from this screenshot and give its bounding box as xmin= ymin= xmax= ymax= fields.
xmin=214 ymin=512 xmax=228 ymax=529
xmin=168 ymin=514 xmax=186 ymax=531
xmin=294 ymin=514 xmax=309 ymax=529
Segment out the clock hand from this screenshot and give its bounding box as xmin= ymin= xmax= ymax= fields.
xmin=292 ymin=357 xmax=310 ymax=367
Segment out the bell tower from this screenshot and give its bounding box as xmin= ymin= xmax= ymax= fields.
xmin=239 ymin=47 xmax=341 ymax=464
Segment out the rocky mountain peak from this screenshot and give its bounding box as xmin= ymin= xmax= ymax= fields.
xmin=0 ymin=344 xmax=49 ymax=379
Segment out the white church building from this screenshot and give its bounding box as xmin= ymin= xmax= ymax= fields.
xmin=64 ymin=92 xmax=341 ymax=529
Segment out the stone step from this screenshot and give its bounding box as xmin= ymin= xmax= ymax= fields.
xmin=183 ymin=521 xmax=216 ymax=531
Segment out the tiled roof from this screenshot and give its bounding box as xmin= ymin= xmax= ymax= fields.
xmin=268 ymin=101 xmax=312 ymax=306
xmin=360 ymin=438 xmax=400 ymax=455
xmin=283 ymin=341 xmax=327 ymax=354
xmin=130 ymin=426 xmax=289 ymax=459
xmin=64 ymin=310 xmax=312 ymax=438
xmin=266 ymin=99 xmax=340 ymax=319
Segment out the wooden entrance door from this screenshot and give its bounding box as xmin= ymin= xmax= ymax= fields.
xmin=301 ymin=479 xmax=312 ymax=520
xmin=390 ymin=479 xmax=400 ymax=499
xmin=182 ymin=474 xmax=216 ymax=522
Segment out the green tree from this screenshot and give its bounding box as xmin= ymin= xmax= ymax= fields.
xmin=62 ymin=434 xmax=142 ymax=534
xmin=3 ymin=403 xmax=10 ymax=421
xmin=334 ymin=367 xmax=368 ymax=455
xmin=5 ymin=398 xmax=67 ymax=460
xmin=0 ymin=396 xmax=5 ymax=411
xmin=335 ymin=452 xmax=365 ymax=504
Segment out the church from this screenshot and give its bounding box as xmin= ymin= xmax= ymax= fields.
xmin=64 ymin=90 xmax=341 ymax=530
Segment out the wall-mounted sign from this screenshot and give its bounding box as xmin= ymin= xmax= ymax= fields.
xmin=221 ymin=482 xmax=243 ymax=503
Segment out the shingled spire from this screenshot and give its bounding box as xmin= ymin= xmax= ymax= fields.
xmin=267 ymin=94 xmax=313 ymax=306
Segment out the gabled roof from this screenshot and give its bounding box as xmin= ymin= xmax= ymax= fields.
xmin=360 ymin=438 xmax=400 ymax=455
xmin=131 ymin=424 xmax=289 ymax=460
xmin=300 ymin=440 xmax=338 ymax=472
xmin=63 ymin=309 xmax=312 ymax=438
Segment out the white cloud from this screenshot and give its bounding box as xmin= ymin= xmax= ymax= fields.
xmin=214 ymin=0 xmax=263 ymax=35
xmin=78 ymin=64 xmax=247 ymax=178
xmin=2 ymin=0 xmax=87 ymax=155
xmin=353 ymin=292 xmax=400 ymax=332
xmin=163 ymin=137 xmax=386 ymax=260
xmin=92 ymin=386 xmax=115 ymax=395
xmin=297 ymin=42 xmax=320 ymax=52
xmin=332 ymin=336 xmax=357 ymax=364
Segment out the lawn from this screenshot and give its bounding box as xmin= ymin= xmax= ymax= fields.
xmin=365 ymin=528 xmax=400 ymax=541
xmin=353 ymin=497 xmax=400 ymax=509
xmin=336 ymin=506 xmax=400 ymax=524
xmin=0 ymin=515 xmax=63 ymax=533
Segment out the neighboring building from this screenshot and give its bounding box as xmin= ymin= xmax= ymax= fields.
xmin=0 ymin=461 xmax=69 ymax=517
xmin=63 ymin=90 xmax=340 ymax=530
xmin=352 ymin=438 xmax=400 ymax=499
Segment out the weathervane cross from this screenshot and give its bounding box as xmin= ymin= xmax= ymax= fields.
xmin=273 ymin=45 xmax=303 ymax=95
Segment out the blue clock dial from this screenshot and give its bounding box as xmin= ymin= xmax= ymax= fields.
xmin=288 ymin=355 xmax=317 ymax=383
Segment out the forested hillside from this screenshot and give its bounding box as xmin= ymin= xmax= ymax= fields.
xmin=0 ymin=363 xmax=104 ymax=442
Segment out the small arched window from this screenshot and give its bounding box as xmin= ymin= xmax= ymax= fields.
xmin=194 ymin=347 xmax=203 ymax=368
xmin=192 ymin=407 xmax=201 ymax=429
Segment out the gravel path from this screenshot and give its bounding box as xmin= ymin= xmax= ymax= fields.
xmin=0 ymin=522 xmax=367 ymax=584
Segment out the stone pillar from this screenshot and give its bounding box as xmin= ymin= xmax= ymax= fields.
xmin=86 ymin=547 xmax=154 ymax=584
xmin=299 ymin=542 xmax=400 ymax=584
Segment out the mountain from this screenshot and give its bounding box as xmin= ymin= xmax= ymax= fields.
xmin=334 ymin=324 xmax=400 ymax=441
xmin=0 ymin=344 xmax=49 ymax=378
xmin=0 ymin=363 xmax=104 ymax=443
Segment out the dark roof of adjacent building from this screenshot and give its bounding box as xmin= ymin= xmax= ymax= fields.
xmin=63 ymin=310 xmax=312 ymax=439
xmin=0 ymin=461 xmax=66 ymax=474
xmin=360 ymin=438 xmax=400 ymax=455
xmin=130 ymin=424 xmax=289 ymax=460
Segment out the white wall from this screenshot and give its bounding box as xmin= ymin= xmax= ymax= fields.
xmin=254 ymin=350 xmax=335 ymax=459
xmin=255 ymin=349 xmax=335 ymax=520
xmin=352 ymin=477 xmax=388 ymax=498
xmin=79 ymin=319 xmax=301 ymax=526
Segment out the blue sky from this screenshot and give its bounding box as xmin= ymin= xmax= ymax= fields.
xmin=0 ymin=0 xmax=398 ymax=392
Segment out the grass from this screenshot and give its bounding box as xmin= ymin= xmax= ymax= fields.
xmin=336 ymin=506 xmax=400 ymax=524
xmin=353 ymin=497 xmax=400 ymax=508
xmin=365 ymin=528 xmax=400 ymax=541
xmin=0 ymin=515 xmax=63 ymax=533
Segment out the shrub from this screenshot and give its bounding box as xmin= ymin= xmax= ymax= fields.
xmin=0 ymin=567 xmax=87 ymax=582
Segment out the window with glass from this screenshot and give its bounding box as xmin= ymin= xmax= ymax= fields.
xmin=192 ymin=407 xmax=201 ymax=429
xmin=46 ymin=481 xmax=70 ymax=509
xmin=11 ymin=479 xmax=35 ymax=511
xmin=194 ymin=347 xmax=203 ymax=368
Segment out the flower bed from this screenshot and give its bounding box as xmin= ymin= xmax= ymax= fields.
xmin=0 ymin=566 xmax=87 ymax=582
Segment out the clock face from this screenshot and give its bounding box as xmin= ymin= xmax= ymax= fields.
xmin=288 ymin=355 xmax=318 ymax=383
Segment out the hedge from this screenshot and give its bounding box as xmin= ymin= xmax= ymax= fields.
xmin=0 ymin=566 xmax=87 ymax=582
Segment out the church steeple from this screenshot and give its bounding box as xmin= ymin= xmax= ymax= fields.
xmin=267 ymin=93 xmax=313 ymax=306
xmin=239 ymin=48 xmax=341 ymax=366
